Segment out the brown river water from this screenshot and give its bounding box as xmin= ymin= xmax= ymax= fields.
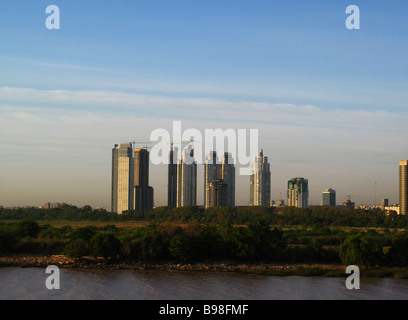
xmin=1 ymin=267 xmax=408 ymax=300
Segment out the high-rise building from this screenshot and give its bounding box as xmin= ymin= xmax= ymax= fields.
xmin=177 ymin=142 xmax=197 ymax=207
xmin=111 ymin=143 xmax=134 ymax=214
xmin=133 ymin=148 xmax=154 ymax=212
xmin=288 ymin=177 xmax=309 ymax=208
xmin=204 ymin=151 xmax=220 ymax=208
xmin=207 ymin=179 xmax=228 ymax=207
xmin=204 ymin=151 xmax=235 ymax=208
xmin=250 ymin=150 xmax=271 ymax=207
xmin=167 ymin=144 xmax=178 ymax=207
xmin=222 ymin=152 xmax=235 ymax=207
xmin=381 ymin=199 xmax=389 ymax=211
xmin=322 ymin=188 xmax=336 ymax=207
xmin=400 ymin=160 xmax=408 ymax=215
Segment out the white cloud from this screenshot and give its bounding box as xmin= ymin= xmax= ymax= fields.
xmin=0 ymin=87 xmax=407 ymax=208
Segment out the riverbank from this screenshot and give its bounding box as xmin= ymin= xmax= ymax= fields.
xmin=0 ymin=254 xmax=343 ymax=274
xmin=2 ymin=254 xmax=408 ymax=278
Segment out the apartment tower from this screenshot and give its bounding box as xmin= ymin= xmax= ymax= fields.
xmin=400 ymin=160 xmax=408 ymax=215
xmin=288 ymin=177 xmax=309 ymax=208
xmin=176 ymin=142 xmax=197 ymax=207
xmin=249 ymin=149 xmax=271 ymax=207
xmin=133 ymin=148 xmax=154 ymax=212
xmin=204 ymin=151 xmax=235 ymax=208
xmin=167 ymin=144 xmax=178 ymax=207
xmin=111 ymin=143 xmax=134 ymax=214
xmin=322 ymin=188 xmax=336 ymax=207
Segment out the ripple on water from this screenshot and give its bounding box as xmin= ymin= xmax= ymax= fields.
xmin=1 ymin=268 xmax=408 ymax=300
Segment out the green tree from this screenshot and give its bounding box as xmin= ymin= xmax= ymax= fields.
xmin=15 ymin=219 xmax=40 ymax=238
xmin=138 ymin=226 xmax=170 ymax=261
xmin=89 ymin=233 xmax=122 ymax=259
xmin=68 ymin=226 xmax=97 ymax=242
xmin=65 ymin=238 xmax=90 ymax=258
xmin=340 ymin=233 xmax=383 ymax=267
xmin=0 ymin=227 xmax=18 ymax=254
xmin=385 ymin=233 xmax=408 ymax=267
xmin=169 ymin=234 xmax=194 ymax=263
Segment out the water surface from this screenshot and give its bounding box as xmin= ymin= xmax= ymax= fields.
xmin=1 ymin=268 xmax=407 ymax=300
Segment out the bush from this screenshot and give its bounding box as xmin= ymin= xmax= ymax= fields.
xmin=385 ymin=233 xmax=408 ymax=267
xmin=0 ymin=230 xmax=18 ymax=254
xmin=89 ymin=233 xmax=122 ymax=259
xmin=15 ymin=220 xmax=40 ymax=238
xmin=340 ymin=233 xmax=384 ymax=267
xmin=169 ymin=234 xmax=194 ymax=263
xmin=65 ymin=238 xmax=90 ymax=258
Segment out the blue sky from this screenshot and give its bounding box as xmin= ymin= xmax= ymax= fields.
xmin=1 ymin=1 xmax=407 ymax=208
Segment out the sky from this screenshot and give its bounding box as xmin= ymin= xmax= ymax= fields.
xmin=0 ymin=0 xmax=407 ymax=209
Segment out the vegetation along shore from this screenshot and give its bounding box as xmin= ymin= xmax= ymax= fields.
xmin=1 ymin=205 xmax=408 ymax=278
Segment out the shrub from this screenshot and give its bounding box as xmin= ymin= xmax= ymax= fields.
xmin=89 ymin=233 xmax=122 ymax=259
xmin=65 ymin=238 xmax=90 ymax=258
xmin=340 ymin=233 xmax=384 ymax=267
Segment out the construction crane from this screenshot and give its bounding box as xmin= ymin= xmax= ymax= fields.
xmin=132 ymin=141 xmax=153 ymax=150
xmin=345 ymin=194 xmax=360 ymax=202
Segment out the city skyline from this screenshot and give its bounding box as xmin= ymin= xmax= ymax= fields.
xmin=110 ymin=141 xmax=407 ymax=213
xmin=1 ymin=1 xmax=408 ymax=208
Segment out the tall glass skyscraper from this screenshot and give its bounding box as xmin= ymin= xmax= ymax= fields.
xmin=111 ymin=143 xmax=134 ymax=214
xmin=400 ymin=160 xmax=408 ymax=215
xmin=288 ymin=177 xmax=309 ymax=208
xmin=176 ymin=142 xmax=197 ymax=207
xmin=322 ymin=188 xmax=336 ymax=207
xmin=111 ymin=144 xmax=153 ymax=214
xmin=204 ymin=151 xmax=235 ymax=208
xmin=133 ymin=148 xmax=154 ymax=212
xmin=249 ymin=149 xmax=271 ymax=207
xmin=167 ymin=144 xmax=178 ymax=207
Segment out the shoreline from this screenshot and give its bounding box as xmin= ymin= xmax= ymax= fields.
xmin=2 ymin=255 xmax=408 ymax=279
xmin=0 ymin=254 xmax=344 ymax=274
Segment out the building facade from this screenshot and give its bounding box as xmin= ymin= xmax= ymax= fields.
xmin=111 ymin=143 xmax=134 ymax=214
xmin=287 ymin=177 xmax=309 ymax=208
xmin=250 ymin=150 xmax=271 ymax=207
xmin=322 ymin=188 xmax=336 ymax=207
xmin=133 ymin=148 xmax=154 ymax=212
xmin=207 ymin=179 xmax=228 ymax=207
xmin=204 ymin=151 xmax=235 ymax=208
xmin=400 ymin=160 xmax=408 ymax=215
xmin=176 ymin=143 xmax=197 ymax=207
xmin=167 ymin=144 xmax=178 ymax=207
xmin=111 ymin=144 xmax=154 ymax=214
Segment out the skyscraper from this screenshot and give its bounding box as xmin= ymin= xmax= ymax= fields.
xmin=207 ymin=179 xmax=228 ymax=207
xmin=400 ymin=160 xmax=408 ymax=215
xmin=322 ymin=188 xmax=336 ymax=207
xmin=177 ymin=142 xmax=197 ymax=207
xmin=288 ymin=177 xmax=309 ymax=208
xmin=250 ymin=150 xmax=271 ymax=207
xmin=204 ymin=151 xmax=220 ymax=208
xmin=167 ymin=144 xmax=178 ymax=207
xmin=111 ymin=143 xmax=134 ymax=214
xmin=222 ymin=152 xmax=235 ymax=207
xmin=204 ymin=151 xmax=235 ymax=208
xmin=133 ymin=148 xmax=154 ymax=212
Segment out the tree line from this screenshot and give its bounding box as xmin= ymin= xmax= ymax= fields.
xmin=1 ymin=219 xmax=408 ymax=268
xmin=0 ymin=205 xmax=406 ymax=228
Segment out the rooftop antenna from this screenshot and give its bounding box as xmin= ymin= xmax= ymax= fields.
xmin=374 ymin=180 xmax=377 ymax=206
